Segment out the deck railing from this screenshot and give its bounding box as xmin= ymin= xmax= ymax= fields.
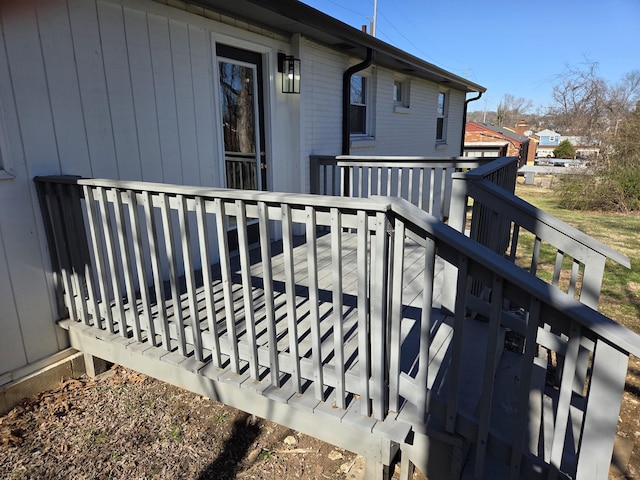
xmin=447 ymin=163 xmax=630 ymax=309
xmin=309 ymin=155 xmax=497 ymax=220
xmin=35 ymin=175 xmax=640 ymax=479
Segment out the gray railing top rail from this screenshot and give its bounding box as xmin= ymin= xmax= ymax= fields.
xmin=455 ymin=155 xmax=519 ymax=179
xmin=462 ymin=175 xmax=631 ymax=269
xmin=34 ymin=175 xmax=393 ymax=212
xmin=385 ymin=195 xmax=640 ymax=358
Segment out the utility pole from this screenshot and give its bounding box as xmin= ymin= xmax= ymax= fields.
xmin=372 ymin=0 xmax=378 ymax=37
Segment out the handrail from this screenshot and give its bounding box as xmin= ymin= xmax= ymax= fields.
xmin=387 ymin=197 xmax=640 ymax=357
xmin=448 ymin=170 xmax=630 ymax=309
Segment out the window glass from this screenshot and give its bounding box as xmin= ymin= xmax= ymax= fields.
xmin=350 ymin=75 xmax=367 ymax=135
xmin=393 ymin=81 xmax=402 ymax=103
xmin=436 ymin=92 xmax=447 ymax=142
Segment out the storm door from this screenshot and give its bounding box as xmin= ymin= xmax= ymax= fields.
xmin=217 ymin=44 xmax=267 ymax=192
xmin=216 ymin=44 xmax=267 ymax=248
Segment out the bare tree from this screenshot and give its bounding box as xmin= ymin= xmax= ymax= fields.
xmin=495 ymin=93 xmax=533 ymax=127
xmin=551 ymin=60 xmax=640 ymax=148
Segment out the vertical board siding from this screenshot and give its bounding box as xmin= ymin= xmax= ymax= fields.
xmin=123 ymin=7 xmax=164 ymax=182
xmin=68 ymin=0 xmax=119 ymax=179
xmin=97 ymin=1 xmax=142 ymax=181
xmin=0 ymin=1 xmax=61 ymax=370
xmin=0 ymin=0 xmax=233 ymax=376
xmin=36 ymin=0 xmax=91 ymax=176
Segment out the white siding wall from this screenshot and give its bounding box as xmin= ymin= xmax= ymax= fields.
xmin=301 ymin=38 xmax=468 ymax=175
xmin=0 ymin=0 xmax=292 ymax=380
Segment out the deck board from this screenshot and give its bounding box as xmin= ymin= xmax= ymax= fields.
xmin=96 ymin=232 xmax=451 ymax=407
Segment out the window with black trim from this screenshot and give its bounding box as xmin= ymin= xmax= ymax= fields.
xmin=436 ymin=91 xmax=448 ymax=142
xmin=350 ymin=74 xmax=367 ymax=135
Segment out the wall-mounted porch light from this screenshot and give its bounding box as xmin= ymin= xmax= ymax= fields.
xmin=278 ymin=53 xmax=300 ymax=94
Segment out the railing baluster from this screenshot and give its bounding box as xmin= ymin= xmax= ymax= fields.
xmin=357 ymin=210 xmax=371 ymax=416
xmin=388 ymin=217 xmax=405 ymax=413
xmin=67 ymin=185 xmax=96 ymax=326
xmin=568 ymin=259 xmax=579 ymax=298
xmin=143 ymin=191 xmax=170 ymax=350
xmin=386 ymin=167 xmax=392 ymax=196
xmin=213 ymin=198 xmax=239 ymax=373
xmin=178 ymin=195 xmax=203 ymax=362
xmin=71 ymin=186 xmax=101 ymax=328
xmin=258 ymin=201 xmax=279 ymax=384
xmin=417 ymin=168 xmax=425 ymax=210
xmin=236 ymin=199 xmax=259 ymax=379
xmin=159 ymin=192 xmax=187 ymax=356
xmin=357 ymin=166 xmax=363 ymax=198
xmin=552 ymin=251 xmax=564 ymax=288
xmin=366 ymin=166 xmax=372 ymax=198
xmin=508 ymin=224 xmax=520 ymax=263
xmin=281 ymin=204 xmax=301 ymax=392
xmin=127 ymin=191 xmax=156 ymax=345
xmin=407 ymin=168 xmax=414 ymax=205
xmin=195 ymin=197 xmax=220 ymax=366
xmin=510 ymin=298 xmax=542 ymax=479
xmin=376 ymin=167 xmax=382 ymax=195
xmin=113 ymin=189 xmax=142 ymax=342
xmin=575 ymin=341 xmax=628 ymax=480
xmin=330 ymin=208 xmax=345 ymax=408
xmin=446 ymin=254 xmax=468 ymax=433
xmin=474 ymin=274 xmax=504 ymax=479
xmin=96 ymin=186 xmax=127 ymax=337
xmin=417 ymin=236 xmax=436 ymax=421
xmin=530 ymin=237 xmax=542 ymax=276
xmin=56 ymin=185 xmax=88 ymax=324
xmin=396 ymin=167 xmax=403 ymax=199
xmin=44 ymin=183 xmax=79 ymax=323
xmin=549 ymin=321 xmax=582 ymax=476
xmin=306 ymin=206 xmax=324 ymax=400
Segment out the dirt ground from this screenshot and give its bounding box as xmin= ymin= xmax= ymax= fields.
xmin=0 ymin=366 xmax=425 ymax=480
xmin=1 ymin=362 xmax=637 ymax=479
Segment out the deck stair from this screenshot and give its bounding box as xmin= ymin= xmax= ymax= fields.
xmin=35 ymin=166 xmax=640 ymax=480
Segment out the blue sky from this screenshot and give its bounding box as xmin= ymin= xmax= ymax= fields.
xmin=301 ymin=0 xmax=640 ymax=113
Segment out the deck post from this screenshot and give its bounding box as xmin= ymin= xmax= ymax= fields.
xmin=441 ymin=174 xmax=468 ymax=314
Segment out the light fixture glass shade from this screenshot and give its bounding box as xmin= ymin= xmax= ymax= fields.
xmin=279 ymin=54 xmax=300 ymax=94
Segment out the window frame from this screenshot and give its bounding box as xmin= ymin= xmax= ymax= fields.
xmin=436 ymin=91 xmax=449 ymax=143
xmin=393 ymin=78 xmax=410 ymax=109
xmin=349 ymin=74 xmax=369 ymax=136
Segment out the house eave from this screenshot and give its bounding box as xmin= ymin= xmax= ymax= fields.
xmin=188 ymin=0 xmax=486 ymax=94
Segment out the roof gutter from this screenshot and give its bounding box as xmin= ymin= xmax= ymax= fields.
xmin=461 ymin=91 xmax=483 ymax=155
xmin=342 ymin=48 xmax=375 ymax=155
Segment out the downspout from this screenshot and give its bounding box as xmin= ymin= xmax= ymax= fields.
xmin=342 ymin=48 xmax=375 ymax=155
xmin=460 ymin=91 xmax=483 ymax=156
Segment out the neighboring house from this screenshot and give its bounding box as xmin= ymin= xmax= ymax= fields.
xmin=535 ymin=128 xmax=561 ymax=158
xmin=463 ymin=121 xmax=533 ymax=166
xmin=561 ymin=135 xmax=600 ymax=159
xmin=0 ymin=0 xmax=485 ymax=395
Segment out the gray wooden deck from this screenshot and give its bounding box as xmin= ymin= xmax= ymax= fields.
xmin=36 ymin=169 xmax=640 ymax=480
xmin=60 ymin=232 xmax=457 ymax=479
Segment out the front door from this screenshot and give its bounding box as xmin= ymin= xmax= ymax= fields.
xmin=217 ymin=44 xmax=267 ymax=249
